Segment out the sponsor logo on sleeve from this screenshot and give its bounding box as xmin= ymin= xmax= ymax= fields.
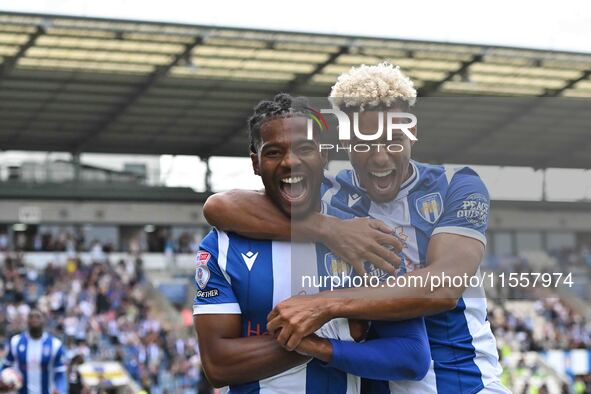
xmin=196 ymin=288 xmax=219 ymax=298
xmin=196 ymin=250 xmax=211 ymax=266
xmin=457 ymin=193 xmax=489 ymax=226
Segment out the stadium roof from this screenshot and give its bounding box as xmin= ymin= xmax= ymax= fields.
xmin=0 ymin=12 xmax=590 ymax=168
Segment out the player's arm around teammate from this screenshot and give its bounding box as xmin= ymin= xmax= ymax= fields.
xmin=194 ymin=314 xmax=310 ymax=387
xmin=203 ymin=192 xmax=434 ymax=381
xmin=296 ymin=318 xmax=431 ymax=381
xmin=204 ymin=190 xmax=403 ymax=276
xmin=270 ymin=232 xmax=483 ymax=350
xmin=203 ymin=188 xmax=483 ymax=350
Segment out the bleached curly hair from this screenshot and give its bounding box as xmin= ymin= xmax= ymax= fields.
xmin=330 ymin=62 xmax=417 ymax=111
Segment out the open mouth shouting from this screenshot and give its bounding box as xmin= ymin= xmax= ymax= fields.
xmin=368 ymin=168 xmax=397 ymax=193
xmin=279 ymin=174 xmax=309 ymax=205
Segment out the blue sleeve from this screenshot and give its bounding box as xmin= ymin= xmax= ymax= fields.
xmin=193 ymin=229 xmax=241 ymax=315
xmin=433 ymin=167 xmax=490 ymax=246
xmin=53 ymin=344 xmax=66 ymax=393
xmin=327 ymin=319 xmax=431 ymax=381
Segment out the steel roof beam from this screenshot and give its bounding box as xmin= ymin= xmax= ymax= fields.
xmin=196 ymin=45 xmax=349 ymax=158
xmin=543 ymin=69 xmax=591 ymax=97
xmin=419 ymin=53 xmax=484 ymax=96
xmin=284 ymin=45 xmax=349 ymax=94
xmin=71 ymin=34 xmax=204 ymax=152
xmin=0 ymin=25 xmax=45 ymax=78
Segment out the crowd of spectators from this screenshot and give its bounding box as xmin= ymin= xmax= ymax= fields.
xmin=489 ymin=298 xmax=591 ymax=394
xmin=0 ymin=228 xmax=202 ymax=255
xmin=0 ymin=252 xmax=208 ymax=394
xmin=489 ymin=298 xmax=591 ymax=352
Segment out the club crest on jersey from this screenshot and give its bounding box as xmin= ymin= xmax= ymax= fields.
xmin=416 ymin=192 xmax=443 ymax=224
xmin=195 ymin=265 xmax=210 ymax=290
xmin=324 ymin=253 xmax=353 ymax=278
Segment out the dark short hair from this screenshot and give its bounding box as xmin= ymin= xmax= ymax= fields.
xmin=247 ymin=93 xmax=310 ymax=153
xmin=28 ymin=308 xmax=45 ymax=318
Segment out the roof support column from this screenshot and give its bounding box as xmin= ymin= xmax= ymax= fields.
xmin=204 ymin=157 xmax=212 ymax=194
xmin=72 ymin=152 xmax=81 ymax=184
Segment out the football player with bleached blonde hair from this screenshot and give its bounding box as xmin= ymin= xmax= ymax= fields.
xmin=204 ymin=63 xmax=509 ymax=394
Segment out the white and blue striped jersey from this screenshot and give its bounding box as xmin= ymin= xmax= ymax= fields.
xmin=193 ymin=230 xmax=360 ymax=394
xmin=322 ymin=160 xmax=505 ymax=394
xmin=3 ymin=332 xmax=66 ymax=394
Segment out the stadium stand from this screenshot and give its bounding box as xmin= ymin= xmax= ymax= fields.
xmin=489 ymin=298 xmax=591 ymax=393
xmin=0 ymin=12 xmax=591 ymax=168
xmin=0 ymin=250 xmax=209 ymax=393
xmin=484 ymin=246 xmax=591 ymax=393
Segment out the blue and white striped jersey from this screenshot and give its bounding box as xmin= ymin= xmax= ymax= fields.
xmin=193 ymin=230 xmax=360 ymax=394
xmin=3 ymin=332 xmax=66 ymax=394
xmin=322 ymin=160 xmax=505 ymax=394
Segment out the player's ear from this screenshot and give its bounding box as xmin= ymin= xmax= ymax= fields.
xmin=250 ymin=152 xmax=260 ymax=176
xmin=410 ymin=125 xmax=418 ymax=146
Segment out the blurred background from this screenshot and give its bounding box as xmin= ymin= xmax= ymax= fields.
xmin=0 ymin=2 xmax=590 ymax=393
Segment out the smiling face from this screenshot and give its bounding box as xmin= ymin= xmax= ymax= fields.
xmin=345 ymin=110 xmax=416 ymax=203
xmin=251 ymin=116 xmax=325 ymax=218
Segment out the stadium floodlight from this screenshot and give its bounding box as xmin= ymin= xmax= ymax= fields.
xmin=274 ymin=42 xmax=341 ymax=54
xmin=470 ymin=74 xmax=567 ymax=89
xmin=37 ymin=36 xmax=184 ymax=54
xmin=171 ymin=66 xmax=295 ymax=81
xmin=441 ymin=81 xmax=545 ymax=95
xmin=0 ymin=32 xmax=30 ymax=45
xmin=471 ymin=63 xmax=581 ymax=79
xmin=0 ymin=45 xmax=19 ymax=56
xmin=408 ymin=70 xmax=449 ymax=81
xmin=204 ymin=37 xmax=267 ymax=49
xmin=562 ymin=89 xmax=591 ymax=98
xmin=26 ymin=47 xmax=172 ymax=65
xmin=18 ymin=57 xmax=155 ymax=74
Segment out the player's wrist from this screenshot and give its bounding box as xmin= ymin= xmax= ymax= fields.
xmin=313 ymin=338 xmax=333 ymax=363
xmin=301 ymin=336 xmax=333 ymax=363
xmin=312 ymin=213 xmax=338 ymax=244
xmin=323 ymin=297 xmax=345 ymax=319
xmin=291 ymin=211 xmax=332 ymax=242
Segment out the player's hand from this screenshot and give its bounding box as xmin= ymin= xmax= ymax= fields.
xmin=348 ymin=319 xmax=369 ymax=342
xmin=293 ymin=334 xmax=332 ymax=363
xmin=268 ymin=295 xmax=331 ymax=351
xmin=321 ymin=217 xmax=403 ymax=276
